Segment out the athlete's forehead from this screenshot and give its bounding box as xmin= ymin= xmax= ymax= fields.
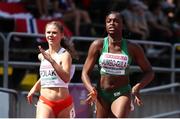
xmin=106 ymin=13 xmax=121 ymax=21
xmin=46 ymin=24 xmax=58 ymax=29
xmin=46 ymin=24 xmax=59 ymax=32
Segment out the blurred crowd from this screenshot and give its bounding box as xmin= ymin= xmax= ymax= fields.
xmin=0 ymin=0 xmax=180 ymax=45
xmin=120 ymin=0 xmax=180 ymax=56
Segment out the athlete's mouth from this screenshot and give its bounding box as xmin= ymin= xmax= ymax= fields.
xmin=108 ymin=27 xmax=115 ymax=31
xmin=108 ymin=26 xmax=115 ymax=30
xmin=48 ymin=37 xmax=53 ymax=40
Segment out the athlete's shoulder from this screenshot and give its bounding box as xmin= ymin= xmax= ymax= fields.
xmin=38 ymin=53 xmax=43 ymax=61
xmin=93 ymin=38 xmax=104 ymax=44
xmin=91 ymin=38 xmax=104 ymax=47
xmin=127 ymin=40 xmax=145 ymax=55
xmin=62 ymin=49 xmax=71 ymax=58
xmin=89 ymin=38 xmax=103 ymax=52
xmin=57 ymin=47 xmax=71 ymax=59
xmin=127 ymin=40 xmax=141 ymax=49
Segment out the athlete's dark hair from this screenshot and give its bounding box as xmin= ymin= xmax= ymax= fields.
xmin=105 ymin=11 xmax=122 ymax=21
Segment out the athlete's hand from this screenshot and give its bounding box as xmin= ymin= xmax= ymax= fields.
xmin=132 ymin=85 xmax=143 ymax=106
xmin=86 ymin=88 xmax=97 ymax=105
xmin=27 ymin=91 xmax=34 ymax=104
xmin=38 ymin=45 xmax=54 ymax=63
xmin=132 ymin=91 xmax=143 ymax=106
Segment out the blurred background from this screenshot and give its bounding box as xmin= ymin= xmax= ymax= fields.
xmin=0 ymin=0 xmax=179 ymax=118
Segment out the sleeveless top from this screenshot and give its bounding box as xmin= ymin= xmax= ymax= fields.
xmin=40 ymin=48 xmax=75 ymax=88
xmin=98 ymin=37 xmax=132 ymax=76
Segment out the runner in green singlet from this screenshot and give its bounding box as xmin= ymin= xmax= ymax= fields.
xmin=81 ymin=11 xmax=155 ymax=118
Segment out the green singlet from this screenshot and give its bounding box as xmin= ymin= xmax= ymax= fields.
xmin=97 ymin=37 xmax=132 ymax=103
xmin=98 ymin=37 xmax=132 ymax=76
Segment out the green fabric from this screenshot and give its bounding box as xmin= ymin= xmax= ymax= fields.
xmin=101 ymin=36 xmax=108 ymax=53
xmin=102 ymin=37 xmax=132 ymax=64
xmin=98 ymin=84 xmax=131 ymax=103
xmin=99 ymin=37 xmax=132 ymax=75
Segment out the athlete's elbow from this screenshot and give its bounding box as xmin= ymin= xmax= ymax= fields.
xmin=81 ymin=74 xmax=84 ymax=82
xmin=151 ymin=70 xmax=155 ymax=81
xmin=60 ymin=74 xmax=70 ymax=83
xmin=65 ymin=74 xmax=71 ymax=83
xmin=147 ymin=69 xmax=155 ymax=81
xmin=64 ymin=77 xmax=70 ymax=83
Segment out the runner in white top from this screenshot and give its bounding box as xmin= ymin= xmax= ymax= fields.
xmin=27 ymin=21 xmax=78 ymax=118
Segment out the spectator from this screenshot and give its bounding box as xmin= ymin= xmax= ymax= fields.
xmin=121 ymin=0 xmax=149 ymax=40
xmin=51 ymin=0 xmax=94 ymax=36
xmin=172 ymin=9 xmax=180 ymax=50
xmin=145 ymin=1 xmax=174 ymax=43
xmin=121 ymin=0 xmax=167 ymax=56
xmin=36 ymin=0 xmax=49 ymax=19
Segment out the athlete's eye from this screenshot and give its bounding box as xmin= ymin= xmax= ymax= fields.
xmin=52 ymin=31 xmax=57 ymax=34
xmin=106 ymin=19 xmax=111 ymax=23
xmin=46 ymin=31 xmax=58 ymax=34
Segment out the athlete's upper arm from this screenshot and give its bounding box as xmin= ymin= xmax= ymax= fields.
xmin=83 ymin=39 xmax=103 ymax=74
xmin=61 ymin=51 xmax=72 ymax=75
xmin=129 ymin=42 xmax=152 ymax=72
xmin=38 ymin=53 xmax=43 ymax=61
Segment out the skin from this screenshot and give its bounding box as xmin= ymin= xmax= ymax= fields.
xmin=27 ymin=22 xmax=74 ymax=118
xmin=52 ymin=0 xmax=91 ymax=36
xmin=36 ymin=0 xmax=48 ymax=18
xmin=81 ymin=11 xmax=155 ymax=118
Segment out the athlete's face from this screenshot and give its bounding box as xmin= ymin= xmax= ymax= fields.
xmin=45 ymin=24 xmax=64 ymax=45
xmin=105 ymin=13 xmax=122 ymax=35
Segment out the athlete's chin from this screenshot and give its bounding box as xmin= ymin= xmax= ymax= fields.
xmin=108 ymin=29 xmax=116 ymax=33
xmin=48 ymin=41 xmax=54 ymax=45
xmin=108 ymin=32 xmax=115 ymax=36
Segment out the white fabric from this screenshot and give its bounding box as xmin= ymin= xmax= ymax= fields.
xmin=0 ymin=10 xmax=33 ymax=19
xmin=40 ymin=48 xmax=75 ymax=88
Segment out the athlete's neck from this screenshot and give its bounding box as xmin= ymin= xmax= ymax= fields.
xmin=48 ymin=46 xmax=61 ymax=54
xmin=108 ymin=36 xmax=122 ymax=45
